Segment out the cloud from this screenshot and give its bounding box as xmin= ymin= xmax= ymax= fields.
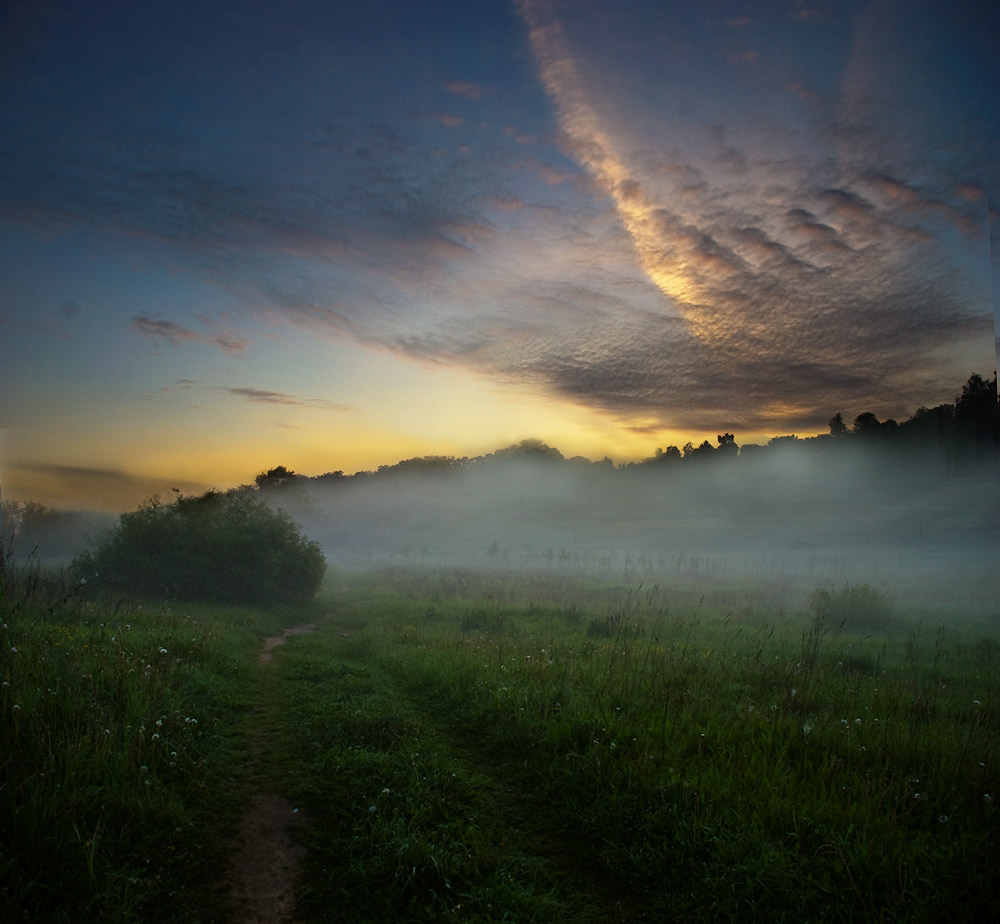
xmin=509 ymin=0 xmax=996 ymax=430
xmin=445 ymin=81 xmax=484 ymax=99
xmin=9 ymin=461 xmax=206 ymax=506
xmin=221 ymin=387 xmax=352 ymax=412
xmin=131 ymin=317 xmax=249 ymax=354
xmin=4 ymin=0 xmax=996 ymax=444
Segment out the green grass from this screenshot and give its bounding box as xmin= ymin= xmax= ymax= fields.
xmin=285 ymin=567 xmax=999 ymax=922
xmin=3 ymin=561 xmax=998 ymax=922
xmin=0 ymin=564 xmax=315 ymax=923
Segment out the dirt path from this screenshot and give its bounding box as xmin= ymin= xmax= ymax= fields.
xmin=227 ymin=621 xmax=321 ymax=923
xmin=257 ymin=623 xmax=317 ymax=665
xmin=227 ymin=793 xmax=309 ymax=924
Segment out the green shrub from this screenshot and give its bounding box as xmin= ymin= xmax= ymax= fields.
xmin=73 ymin=489 xmax=326 ymax=605
xmin=808 ymin=581 xmax=895 ymax=631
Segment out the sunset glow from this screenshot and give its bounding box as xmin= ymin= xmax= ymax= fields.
xmin=2 ymin=0 xmax=997 ymax=511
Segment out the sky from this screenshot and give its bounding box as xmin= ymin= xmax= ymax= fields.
xmin=1 ymin=0 xmax=998 ymax=511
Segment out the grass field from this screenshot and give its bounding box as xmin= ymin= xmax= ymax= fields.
xmin=2 ymin=560 xmax=998 ymax=922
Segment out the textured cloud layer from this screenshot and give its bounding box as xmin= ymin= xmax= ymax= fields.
xmin=2 ymin=0 xmax=996 ymax=442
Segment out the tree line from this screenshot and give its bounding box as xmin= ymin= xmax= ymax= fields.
xmin=3 ymin=372 xmax=997 ymax=567
xmin=254 ymin=372 xmax=998 ymax=491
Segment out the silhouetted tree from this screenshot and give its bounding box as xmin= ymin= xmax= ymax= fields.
xmin=716 ymin=433 xmax=738 ymax=458
xmin=650 ymin=445 xmax=682 ymax=465
xmin=684 ymin=440 xmax=716 ymax=462
xmin=828 ymin=413 xmax=848 ymax=438
xmin=851 ymin=412 xmax=883 ymax=438
xmin=953 ymin=372 xmax=999 ymax=458
xmin=255 ymin=465 xmax=298 ymax=489
xmin=489 ymin=439 xmax=565 ymax=464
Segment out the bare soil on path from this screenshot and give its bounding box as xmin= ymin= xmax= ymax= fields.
xmin=227 ymin=793 xmax=310 ymax=924
xmin=226 ymin=620 xmax=326 ymax=923
xmin=257 ymin=623 xmax=317 ymax=665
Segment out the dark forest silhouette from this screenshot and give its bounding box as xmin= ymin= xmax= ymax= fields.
xmin=254 ymin=372 xmax=999 ymax=490
xmin=3 ymin=372 xmax=998 ymax=565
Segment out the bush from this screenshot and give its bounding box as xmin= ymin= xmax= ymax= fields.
xmin=73 ymin=489 xmax=326 ymax=605
xmin=808 ymin=582 xmax=895 ymax=631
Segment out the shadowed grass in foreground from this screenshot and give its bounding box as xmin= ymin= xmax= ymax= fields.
xmin=3 ymin=563 xmax=998 ymax=922
xmin=280 ymin=569 xmax=999 ymax=922
xmin=0 ymin=567 xmax=312 ymax=923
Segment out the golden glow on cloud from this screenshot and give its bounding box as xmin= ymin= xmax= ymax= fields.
xmin=519 ymin=0 xmax=731 ymax=341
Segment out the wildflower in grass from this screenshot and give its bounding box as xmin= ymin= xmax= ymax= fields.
xmin=939 ymin=815 xmax=948 ymax=823
xmin=802 ymin=720 xmax=813 ymax=737
xmin=159 ymin=648 xmax=168 ymax=655
xmin=368 ymin=805 xmax=377 ymax=814
xmin=984 ymin=794 xmax=992 ymax=803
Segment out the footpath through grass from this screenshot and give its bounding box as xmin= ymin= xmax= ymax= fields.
xmin=0 ymin=566 xmax=316 ymax=923
xmin=277 ymin=568 xmax=1000 ymax=923
xmin=3 ymin=563 xmax=999 ymax=922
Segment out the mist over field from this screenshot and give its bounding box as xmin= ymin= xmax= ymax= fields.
xmin=273 ymin=447 xmax=998 ymax=618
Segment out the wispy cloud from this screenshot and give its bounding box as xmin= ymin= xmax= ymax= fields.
xmin=131 ymin=317 xmax=249 ymax=354
xmin=9 ymin=461 xmax=206 ymax=507
xmin=221 ymin=387 xmax=352 ymax=412
xmin=445 ymin=80 xmax=484 ymax=99
xmin=3 ymin=0 xmax=995 ymax=445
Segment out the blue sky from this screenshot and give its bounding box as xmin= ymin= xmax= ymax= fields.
xmin=1 ymin=0 xmax=997 ymax=510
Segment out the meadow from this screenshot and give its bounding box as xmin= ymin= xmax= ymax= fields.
xmin=2 ymin=556 xmax=998 ymax=922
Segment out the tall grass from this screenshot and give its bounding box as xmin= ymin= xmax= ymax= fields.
xmin=0 ymin=562 xmax=295 ymax=923
xmin=3 ymin=556 xmax=996 ymax=922
xmin=316 ymin=567 xmax=999 ymax=921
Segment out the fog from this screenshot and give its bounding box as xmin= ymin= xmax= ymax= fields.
xmin=278 ymin=449 xmax=999 ymax=620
